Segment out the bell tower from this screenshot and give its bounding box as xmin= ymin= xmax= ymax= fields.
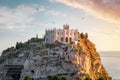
xmin=63 ymin=24 xmax=69 ymax=30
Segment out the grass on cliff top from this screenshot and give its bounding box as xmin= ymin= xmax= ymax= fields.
xmin=2 ymin=36 xmax=44 ymax=56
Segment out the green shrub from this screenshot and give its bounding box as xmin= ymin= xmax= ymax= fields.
xmin=70 ymin=72 xmax=75 ymax=76
xmin=76 ymin=78 xmax=81 ymax=80
xmin=47 ymin=75 xmax=67 ymax=80
xmin=85 ymin=77 xmax=92 ymax=80
xmin=15 ymin=37 xmax=43 ymax=49
xmin=97 ymin=76 xmax=106 ymax=80
xmin=16 ymin=42 xmax=24 ymax=49
xmin=108 ymin=77 xmax=112 ymax=80
xmin=2 ymin=47 xmax=15 ymax=55
xmin=60 ymin=76 xmax=67 ymax=80
xmin=23 ymin=76 xmax=32 ymax=80
xmin=0 ymin=58 xmax=4 ymax=64
xmin=27 ymin=37 xmax=43 ymax=43
xmin=80 ymin=33 xmax=84 ymax=39
xmin=84 ymin=74 xmax=92 ymax=80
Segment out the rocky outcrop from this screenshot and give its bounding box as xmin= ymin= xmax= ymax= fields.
xmin=71 ymin=33 xmax=111 ymax=79
xmin=0 ymin=34 xmax=111 ymax=80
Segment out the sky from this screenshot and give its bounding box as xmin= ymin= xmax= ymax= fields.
xmin=0 ymin=0 xmax=120 ymax=54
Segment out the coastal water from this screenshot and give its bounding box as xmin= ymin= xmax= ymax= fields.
xmin=99 ymin=51 xmax=120 ymax=80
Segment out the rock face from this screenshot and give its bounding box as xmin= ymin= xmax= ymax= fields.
xmin=0 ymin=33 xmax=111 ymax=80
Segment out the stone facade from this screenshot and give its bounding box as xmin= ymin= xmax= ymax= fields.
xmin=45 ymin=24 xmax=78 ymax=43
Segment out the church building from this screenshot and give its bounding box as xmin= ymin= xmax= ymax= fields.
xmin=44 ymin=24 xmax=78 ymax=44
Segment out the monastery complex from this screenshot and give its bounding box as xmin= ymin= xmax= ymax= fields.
xmin=45 ymin=24 xmax=78 ymax=44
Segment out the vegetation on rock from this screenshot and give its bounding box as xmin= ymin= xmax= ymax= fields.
xmin=0 ymin=33 xmax=111 ymax=80
xmin=48 ymin=74 xmax=67 ymax=80
xmin=23 ymin=76 xmax=32 ymax=80
xmin=2 ymin=36 xmax=44 ymax=55
xmin=72 ymin=32 xmax=111 ymax=80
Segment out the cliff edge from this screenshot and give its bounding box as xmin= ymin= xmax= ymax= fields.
xmin=0 ymin=33 xmax=111 ymax=80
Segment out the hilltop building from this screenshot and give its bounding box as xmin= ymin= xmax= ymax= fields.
xmin=44 ymin=24 xmax=78 ymax=44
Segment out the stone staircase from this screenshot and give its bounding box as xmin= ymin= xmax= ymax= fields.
xmin=5 ymin=65 xmax=23 ymax=80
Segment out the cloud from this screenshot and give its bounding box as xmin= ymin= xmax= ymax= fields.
xmin=48 ymin=10 xmax=60 ymax=15
xmin=0 ymin=4 xmax=67 ymax=32
xmin=7 ymin=25 xmax=14 ymax=30
xmin=46 ymin=9 xmax=67 ymax=17
xmin=0 ymin=5 xmax=46 ymax=31
xmin=0 ymin=4 xmax=69 ymax=52
xmin=50 ymin=0 xmax=120 ymax=23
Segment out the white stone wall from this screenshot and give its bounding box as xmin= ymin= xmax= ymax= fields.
xmin=45 ymin=29 xmax=54 ymax=43
xmin=45 ymin=25 xmax=78 ymax=43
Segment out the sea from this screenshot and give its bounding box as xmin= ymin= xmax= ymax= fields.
xmin=99 ymin=51 xmax=120 ymax=80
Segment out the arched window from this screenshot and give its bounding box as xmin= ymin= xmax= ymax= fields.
xmin=66 ymin=37 xmax=68 ymax=42
xmin=61 ymin=37 xmax=64 ymax=42
xmin=70 ymin=37 xmax=72 ymax=43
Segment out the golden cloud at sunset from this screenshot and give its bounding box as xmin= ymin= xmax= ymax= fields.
xmin=51 ymin=0 xmax=120 ymax=23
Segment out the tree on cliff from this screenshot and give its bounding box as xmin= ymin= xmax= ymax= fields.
xmin=16 ymin=42 xmax=24 ymax=49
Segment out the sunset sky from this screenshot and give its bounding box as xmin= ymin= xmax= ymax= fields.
xmin=0 ymin=0 xmax=120 ymax=54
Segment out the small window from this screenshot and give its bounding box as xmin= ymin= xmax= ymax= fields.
xmin=74 ymin=32 xmax=76 ymax=35
xmin=66 ymin=31 xmax=69 ymax=35
xmin=62 ymin=32 xmax=63 ymax=35
xmin=70 ymin=38 xmax=72 ymax=42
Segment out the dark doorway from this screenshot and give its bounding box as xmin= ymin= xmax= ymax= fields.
xmin=5 ymin=65 xmax=23 ymax=80
xmin=66 ymin=37 xmax=68 ymax=42
xmin=61 ymin=37 xmax=64 ymax=42
xmin=70 ymin=38 xmax=72 ymax=43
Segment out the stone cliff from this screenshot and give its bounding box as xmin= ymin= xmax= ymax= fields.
xmin=0 ymin=33 xmax=111 ymax=80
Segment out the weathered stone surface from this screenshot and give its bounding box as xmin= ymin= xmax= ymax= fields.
xmin=0 ymin=34 xmax=111 ymax=80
